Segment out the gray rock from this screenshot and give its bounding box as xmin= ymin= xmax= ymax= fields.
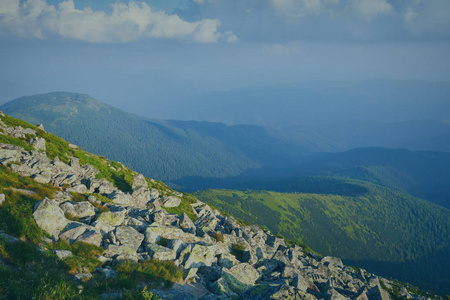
xmin=96 ymin=210 xmax=126 ymax=226
xmin=182 ymin=244 xmax=217 ymax=269
xmin=131 ymin=174 xmax=151 ymax=208
xmin=161 ymin=195 xmax=181 ymax=208
xmin=322 ymin=256 xmax=344 ymax=269
xmin=33 ymin=198 xmax=68 ymax=239
xmin=75 ymin=229 xmax=103 ymax=247
xmin=0 ymin=232 xmax=21 ymax=243
xmin=146 ymin=243 xmax=177 ymax=261
xmin=226 ymin=263 xmax=260 ymax=286
xmin=30 ymin=137 xmax=46 ymax=151
xmin=115 ymin=226 xmax=144 ymax=252
xmin=60 ymin=201 xmax=95 ymax=219
xmin=73 ymin=273 xmax=92 ymax=281
xmin=0 ymin=194 xmax=5 ymax=205
xmin=179 ymin=213 xmax=196 ymax=233
xmin=53 ymin=249 xmax=73 ymax=259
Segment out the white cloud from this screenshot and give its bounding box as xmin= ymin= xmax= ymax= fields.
xmin=0 ymin=0 xmax=234 ymax=43
xmin=350 ymin=0 xmax=392 ymax=21
xmin=270 ymin=0 xmax=323 ymax=17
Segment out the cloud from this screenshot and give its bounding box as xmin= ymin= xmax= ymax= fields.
xmin=0 ymin=0 xmax=235 ymax=43
xmin=270 ymin=0 xmax=324 ymax=17
xmin=350 ymin=0 xmax=392 ymax=20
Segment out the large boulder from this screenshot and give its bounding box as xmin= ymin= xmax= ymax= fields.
xmin=226 ymin=263 xmax=260 ymax=286
xmin=30 ymin=137 xmax=46 ymax=151
xmin=131 ymin=174 xmax=151 ymax=208
xmin=60 ymin=201 xmax=95 ymax=219
xmin=145 ymin=243 xmax=177 ymax=261
xmin=115 ymin=226 xmax=144 ymax=252
xmin=161 ymin=195 xmax=181 ymax=208
xmin=33 ymin=198 xmax=68 ymax=239
xmin=179 ymin=213 xmax=196 ymax=233
xmin=182 ymin=244 xmax=217 ymax=269
xmin=96 ymin=210 xmax=126 ymax=226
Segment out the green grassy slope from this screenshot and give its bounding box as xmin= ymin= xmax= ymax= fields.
xmin=1 ymin=92 xmax=335 ymax=181
xmin=195 ymin=180 xmax=450 ymax=295
xmin=0 ymin=113 xmax=192 ymax=299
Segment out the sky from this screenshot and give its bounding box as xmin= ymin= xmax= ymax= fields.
xmin=1 ymin=0 xmax=450 ymax=116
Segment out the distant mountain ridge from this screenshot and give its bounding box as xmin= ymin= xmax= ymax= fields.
xmin=0 ymin=92 xmax=337 ymax=181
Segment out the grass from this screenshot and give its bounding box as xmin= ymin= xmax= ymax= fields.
xmin=47 ymin=240 xmax=104 ymax=275
xmin=231 ymin=243 xmax=246 ymax=261
xmin=209 ymin=232 xmax=224 ymax=243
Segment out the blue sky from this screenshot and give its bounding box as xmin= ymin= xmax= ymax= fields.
xmin=1 ymin=0 xmax=449 ymax=116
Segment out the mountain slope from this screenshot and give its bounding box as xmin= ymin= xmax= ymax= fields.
xmin=1 ymin=112 xmax=441 ymax=299
xmin=1 ymin=92 xmax=337 ymax=182
xmin=195 ymin=180 xmax=450 ymax=295
xmin=163 ymin=80 xmax=450 ymax=152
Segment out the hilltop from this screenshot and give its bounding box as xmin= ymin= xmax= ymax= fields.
xmin=0 ymin=112 xmax=445 ymax=299
xmin=0 ymin=92 xmax=337 ymax=182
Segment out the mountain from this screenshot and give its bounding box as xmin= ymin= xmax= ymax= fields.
xmin=161 ymin=80 xmax=450 ymax=152
xmin=195 ymin=180 xmax=450 ymax=295
xmin=0 ymin=92 xmax=337 ymax=182
xmin=1 ymin=112 xmax=442 ymax=299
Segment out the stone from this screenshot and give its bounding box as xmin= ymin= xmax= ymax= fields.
xmin=179 ymin=212 xmax=196 ymax=233
xmin=322 ymin=256 xmax=344 ymax=269
xmin=103 ymin=244 xmax=138 ymax=259
xmin=59 ymin=223 xmax=90 ymax=243
xmin=115 ymin=226 xmax=144 ymax=252
xmin=73 ymin=273 xmax=92 ymax=281
xmin=97 ymin=267 xmax=117 ymax=279
xmin=161 ymin=195 xmax=181 ymax=208
xmin=226 ymin=263 xmax=260 ymax=286
xmin=75 ymin=229 xmax=103 ymax=247
xmin=0 ymin=232 xmax=21 ymax=243
xmin=33 ymin=198 xmax=68 ymax=239
xmin=145 ymin=225 xmax=203 ymax=245
xmin=0 ymin=194 xmax=4 ymax=205
xmin=66 ymin=184 xmax=88 ymax=194
xmin=53 ymin=249 xmax=73 ymax=259
xmin=60 ymin=201 xmax=96 ymax=219
xmin=131 ymin=174 xmax=151 ymax=208
xmin=183 ymin=244 xmax=217 ymax=269
xmin=30 ymin=137 xmax=46 ymax=151
xmin=96 ymin=210 xmax=126 ymax=226
xmin=145 ymin=243 xmax=177 ymax=261
xmin=92 ymin=219 xmax=115 ymax=236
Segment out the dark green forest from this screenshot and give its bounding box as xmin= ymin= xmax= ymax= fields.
xmin=195 ymin=179 xmax=450 ymax=295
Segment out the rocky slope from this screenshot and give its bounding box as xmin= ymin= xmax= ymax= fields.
xmin=0 ymin=112 xmax=442 ymax=299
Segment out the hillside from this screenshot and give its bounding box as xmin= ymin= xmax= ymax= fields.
xmin=162 ymin=80 xmax=450 ymax=152
xmin=174 ymin=147 xmax=450 ymax=210
xmin=0 ymin=92 xmax=337 ymax=182
xmin=195 ymin=180 xmax=450 ymax=295
xmin=0 ymin=113 xmax=442 ymax=299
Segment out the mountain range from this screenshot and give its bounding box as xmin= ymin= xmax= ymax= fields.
xmin=1 ymin=93 xmax=450 ymax=296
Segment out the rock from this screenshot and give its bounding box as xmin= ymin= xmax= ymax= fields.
xmin=145 ymin=225 xmax=204 ymax=245
xmin=37 ymin=124 xmax=45 ymax=131
xmin=194 ymin=210 xmax=218 ymax=232
xmin=179 ymin=213 xmax=196 ymax=233
xmin=115 ymin=226 xmax=144 ymax=252
xmin=103 ymin=244 xmax=139 ymax=260
xmin=97 ymin=267 xmax=117 ymax=279
xmin=322 ymin=256 xmax=344 ymax=269
xmin=60 ymin=201 xmax=96 ymax=219
xmin=92 ymin=219 xmax=115 ymax=236
xmin=0 ymin=232 xmax=21 ymax=243
xmin=33 ymin=198 xmax=68 ymax=239
xmin=367 ymin=284 xmax=391 ymax=300
xmin=226 ymin=263 xmax=260 ymax=286
xmin=108 ymin=191 xmax=133 ymax=207
xmin=145 ymin=243 xmax=177 ymax=261
xmin=75 ymin=229 xmax=102 ymax=247
xmin=53 ymin=249 xmax=73 ymax=259
xmin=66 ymin=184 xmax=88 ymax=194
xmin=32 ymin=174 xmax=51 ymax=184
xmin=0 ymin=194 xmax=4 ymax=205
xmin=73 ymin=273 xmax=92 ymax=281
xmin=131 ymin=174 xmax=151 ymax=208
xmin=30 ymin=137 xmax=46 ymax=151
xmin=161 ymin=195 xmax=181 ymax=208
xmin=182 ymin=244 xmax=217 ymax=269
xmin=59 ymin=223 xmax=90 ymax=243
xmin=96 ymin=210 xmax=126 ymax=226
